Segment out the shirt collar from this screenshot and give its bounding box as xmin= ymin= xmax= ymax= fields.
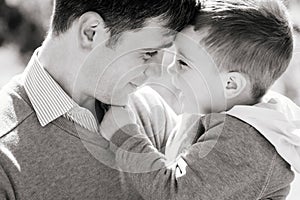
xmin=24 ymin=49 xmax=76 ymax=126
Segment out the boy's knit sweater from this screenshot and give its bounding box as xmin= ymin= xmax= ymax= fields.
xmin=110 ymin=102 xmax=295 ymax=200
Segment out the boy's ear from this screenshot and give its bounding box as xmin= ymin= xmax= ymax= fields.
xmin=77 ymin=12 xmax=109 ymax=50
xmin=222 ymin=72 xmax=248 ymax=99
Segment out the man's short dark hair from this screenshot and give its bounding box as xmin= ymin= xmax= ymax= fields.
xmin=192 ymin=0 xmax=294 ymax=100
xmin=51 ymin=0 xmax=200 ymax=45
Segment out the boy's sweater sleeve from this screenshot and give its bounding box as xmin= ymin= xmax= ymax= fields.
xmin=128 ymin=87 xmax=178 ymax=152
xmin=109 ymin=114 xmax=276 ymax=200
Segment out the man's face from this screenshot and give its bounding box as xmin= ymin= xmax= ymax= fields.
xmin=168 ymin=26 xmax=226 ymax=114
xmin=81 ymin=19 xmax=174 ymax=106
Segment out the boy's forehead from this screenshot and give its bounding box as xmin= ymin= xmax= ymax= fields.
xmin=175 ymin=29 xmax=199 ymax=51
xmin=174 ymin=28 xmax=214 ymax=64
xmin=174 ymin=27 xmax=212 ymax=58
xmin=177 ymin=26 xmax=209 ymax=44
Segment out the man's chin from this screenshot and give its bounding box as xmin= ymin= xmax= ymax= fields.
xmin=108 ymin=96 xmax=130 ymax=107
xmin=111 ymin=88 xmax=140 ymax=106
xmin=100 ymin=87 xmax=137 ymax=107
xmin=94 ymin=97 xmax=126 ymax=107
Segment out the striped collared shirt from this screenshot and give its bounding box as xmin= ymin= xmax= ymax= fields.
xmin=23 ymin=49 xmax=99 ymax=133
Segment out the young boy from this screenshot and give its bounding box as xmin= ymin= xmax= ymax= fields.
xmin=100 ymin=0 xmax=300 ymax=199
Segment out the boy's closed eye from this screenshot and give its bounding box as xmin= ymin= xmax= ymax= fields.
xmin=177 ymin=59 xmax=190 ymax=72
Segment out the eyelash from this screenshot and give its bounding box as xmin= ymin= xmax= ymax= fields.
xmin=143 ymin=51 xmax=158 ymax=61
xmin=177 ymin=60 xmax=189 ymax=71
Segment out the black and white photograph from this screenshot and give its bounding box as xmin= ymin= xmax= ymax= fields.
xmin=0 ymin=0 xmax=299 ymax=199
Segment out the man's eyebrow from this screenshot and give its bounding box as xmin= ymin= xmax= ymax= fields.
xmin=142 ymin=42 xmax=174 ymax=51
xmin=158 ymin=42 xmax=174 ymax=49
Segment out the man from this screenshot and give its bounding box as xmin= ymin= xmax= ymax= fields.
xmin=0 ymin=0 xmax=198 ymax=199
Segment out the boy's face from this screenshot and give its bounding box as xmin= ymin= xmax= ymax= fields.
xmin=168 ymin=26 xmax=226 ymax=114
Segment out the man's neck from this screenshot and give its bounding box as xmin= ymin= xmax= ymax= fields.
xmin=39 ymin=37 xmax=77 ymax=95
xmin=38 ymin=36 xmax=96 ymax=115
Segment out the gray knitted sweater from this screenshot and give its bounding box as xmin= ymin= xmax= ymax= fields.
xmin=110 ymin=92 xmax=295 ymax=200
xmin=0 ymin=77 xmax=176 ymax=199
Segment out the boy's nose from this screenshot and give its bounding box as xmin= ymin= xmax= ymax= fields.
xmin=167 ymin=63 xmax=177 ymax=75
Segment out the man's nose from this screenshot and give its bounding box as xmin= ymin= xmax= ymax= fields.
xmin=144 ymin=52 xmax=164 ymax=78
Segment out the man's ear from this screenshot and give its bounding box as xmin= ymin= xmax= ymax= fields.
xmin=77 ymin=12 xmax=108 ymax=50
xmin=222 ymin=72 xmax=248 ymax=99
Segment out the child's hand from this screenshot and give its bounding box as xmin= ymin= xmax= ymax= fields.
xmin=100 ymin=106 xmax=137 ymax=141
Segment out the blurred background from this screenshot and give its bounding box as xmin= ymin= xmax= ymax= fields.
xmin=0 ymin=0 xmax=299 ymax=199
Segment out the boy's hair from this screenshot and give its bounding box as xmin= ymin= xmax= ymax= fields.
xmin=51 ymin=0 xmax=199 ymax=45
xmin=192 ymin=0 xmax=294 ymax=100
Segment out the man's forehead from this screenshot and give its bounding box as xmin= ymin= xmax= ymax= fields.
xmin=138 ymin=19 xmax=177 ymax=38
xmin=120 ymin=24 xmax=176 ymax=51
xmin=149 ymin=33 xmax=175 ymax=49
xmin=138 ymin=31 xmax=174 ymax=49
xmin=144 ymin=40 xmax=174 ymax=51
